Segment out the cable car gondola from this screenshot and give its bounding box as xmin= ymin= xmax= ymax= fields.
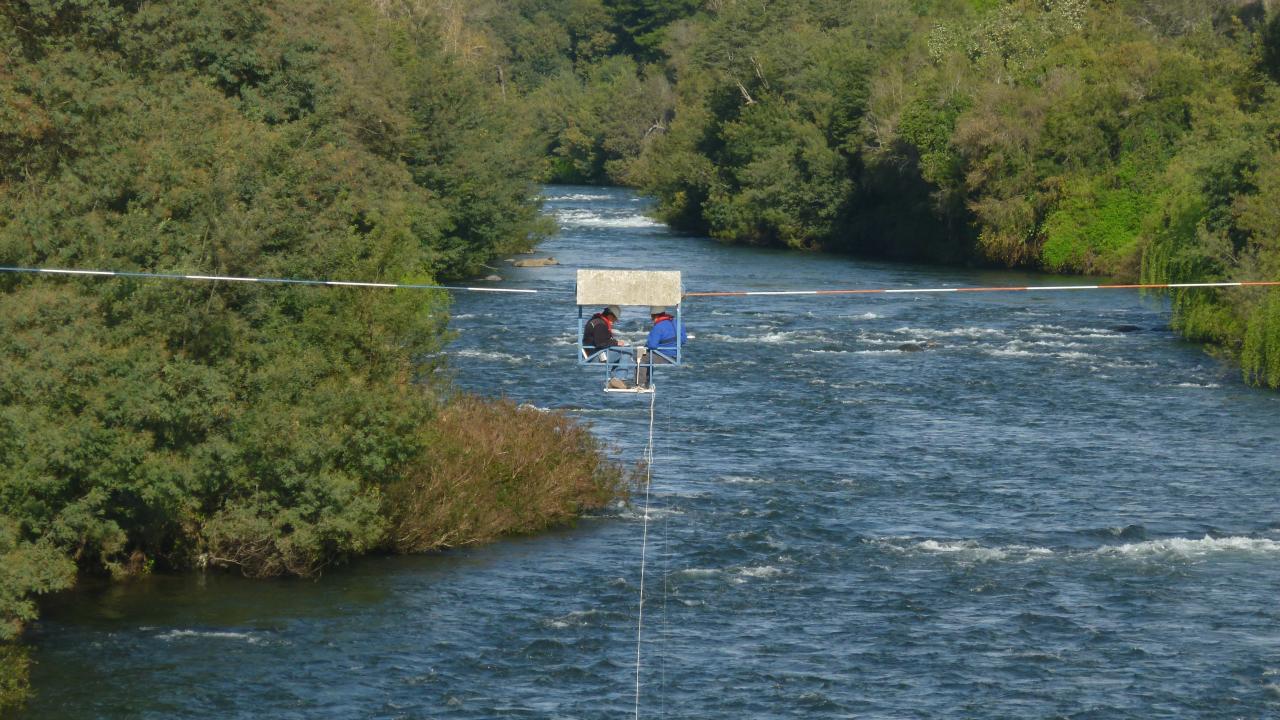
xmin=576 ymin=269 xmax=684 ymax=394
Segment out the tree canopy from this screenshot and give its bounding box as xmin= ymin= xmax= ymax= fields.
xmin=0 ymin=1 xmax=618 ymax=707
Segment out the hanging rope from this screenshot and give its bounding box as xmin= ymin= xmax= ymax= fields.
xmin=634 ymin=387 xmax=658 ymax=720
xmin=658 ymin=460 xmax=672 ymax=720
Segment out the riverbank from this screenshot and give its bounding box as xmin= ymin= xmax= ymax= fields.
xmin=0 ymin=393 xmax=626 ymax=713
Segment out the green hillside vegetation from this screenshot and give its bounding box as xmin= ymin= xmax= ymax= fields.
xmin=425 ymin=0 xmax=1280 ymax=387
xmin=0 ymin=1 xmax=623 ymax=709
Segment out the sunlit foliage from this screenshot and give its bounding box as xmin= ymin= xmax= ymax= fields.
xmin=446 ymin=0 xmax=1280 ymax=383
xmin=0 ymin=0 xmax=616 ymax=708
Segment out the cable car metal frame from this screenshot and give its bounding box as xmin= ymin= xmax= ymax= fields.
xmin=576 ymin=269 xmax=684 ymax=394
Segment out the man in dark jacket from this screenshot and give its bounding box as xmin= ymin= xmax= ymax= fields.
xmin=583 ymin=305 xmax=625 ymax=356
xmin=584 ymin=305 xmax=632 ymax=389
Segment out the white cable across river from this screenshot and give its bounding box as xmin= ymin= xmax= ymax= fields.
xmin=0 ymin=265 xmax=550 ymax=294
xmin=4 ymin=265 xmax=1278 ymax=298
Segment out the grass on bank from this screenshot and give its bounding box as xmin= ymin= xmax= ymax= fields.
xmin=384 ymin=395 xmax=629 ymax=553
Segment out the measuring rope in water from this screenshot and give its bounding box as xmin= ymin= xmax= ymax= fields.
xmin=5 ymin=265 xmax=1278 ymax=299
xmin=634 ymin=388 xmax=658 ymax=720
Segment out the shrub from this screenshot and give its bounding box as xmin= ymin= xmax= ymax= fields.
xmin=1243 ymin=291 xmax=1280 ymax=388
xmin=382 ymin=396 xmax=628 ymax=553
xmin=0 ymin=517 xmax=75 ymax=713
xmin=1041 ymin=179 xmax=1147 ymax=273
xmin=0 ymin=643 xmax=31 ymax=713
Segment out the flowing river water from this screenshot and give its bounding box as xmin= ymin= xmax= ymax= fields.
xmin=21 ymin=187 xmax=1280 ymax=718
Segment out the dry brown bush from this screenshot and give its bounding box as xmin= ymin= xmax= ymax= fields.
xmin=383 ymin=396 xmax=628 ymax=553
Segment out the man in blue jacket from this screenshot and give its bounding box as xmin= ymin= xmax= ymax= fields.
xmin=636 ymin=306 xmax=686 ymax=387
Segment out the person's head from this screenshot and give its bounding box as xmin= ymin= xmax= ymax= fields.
xmin=604 ymin=305 xmax=621 ymax=319
xmin=649 ymin=306 xmax=666 ymax=317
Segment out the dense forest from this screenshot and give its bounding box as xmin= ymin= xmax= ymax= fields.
xmin=4 ymin=0 xmax=1280 ymax=711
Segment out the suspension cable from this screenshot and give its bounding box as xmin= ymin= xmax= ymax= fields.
xmin=7 ymin=265 xmax=1277 ymax=299
xmin=0 ymin=265 xmax=569 ymax=294
xmin=684 ymin=280 xmax=1280 ymax=297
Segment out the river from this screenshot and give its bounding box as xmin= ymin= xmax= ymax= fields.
xmin=21 ymin=187 xmax=1280 ymax=718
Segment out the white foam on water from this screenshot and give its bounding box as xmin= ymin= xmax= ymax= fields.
xmin=157 ymin=629 xmax=264 ymax=644
xmin=987 ymin=345 xmax=1096 ymax=362
xmin=870 ymin=537 xmax=1054 ymax=564
xmin=893 ymin=326 xmax=1007 ymax=340
xmin=564 ymin=407 xmax=634 ymax=416
xmin=1026 ymin=324 xmax=1120 ymax=337
xmin=754 ymin=331 xmax=820 ymax=344
xmin=913 ymin=540 xmax=1055 ymax=563
xmin=545 ymin=193 xmax=613 ymax=201
xmin=1168 ymin=382 xmax=1222 ymax=389
xmin=617 ymin=505 xmax=684 ymax=521
xmin=1093 ymin=535 xmax=1280 ymax=560
xmin=449 ymin=348 xmax=531 ymax=364
xmin=543 ymin=609 xmax=606 ymax=629
xmin=1097 ymin=358 xmax=1158 ymax=369
xmin=1007 ymin=339 xmax=1089 ymax=349
xmin=735 ymin=565 xmax=784 ymax=581
xmin=703 ymin=330 xmax=822 ymax=345
xmin=554 ymin=209 xmax=663 ymax=228
xmin=873 ymin=534 xmax=1280 ymax=567
xmin=720 ymin=475 xmax=771 ymax=485
xmin=674 ymin=567 xmax=722 ymax=578
xmin=985 ymin=348 xmax=1039 ymax=358
xmin=911 ymin=533 xmax=1280 ymax=561
xmin=854 ymin=336 xmax=902 ymax=346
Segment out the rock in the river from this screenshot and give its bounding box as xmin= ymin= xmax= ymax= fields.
xmin=512 ymin=257 xmax=559 ymax=267
xmin=896 ymin=341 xmax=940 ymax=352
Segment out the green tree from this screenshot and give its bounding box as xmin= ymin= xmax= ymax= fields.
xmin=0 ymin=516 xmax=75 ymax=710
xmin=604 ymin=0 xmax=702 ymax=61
